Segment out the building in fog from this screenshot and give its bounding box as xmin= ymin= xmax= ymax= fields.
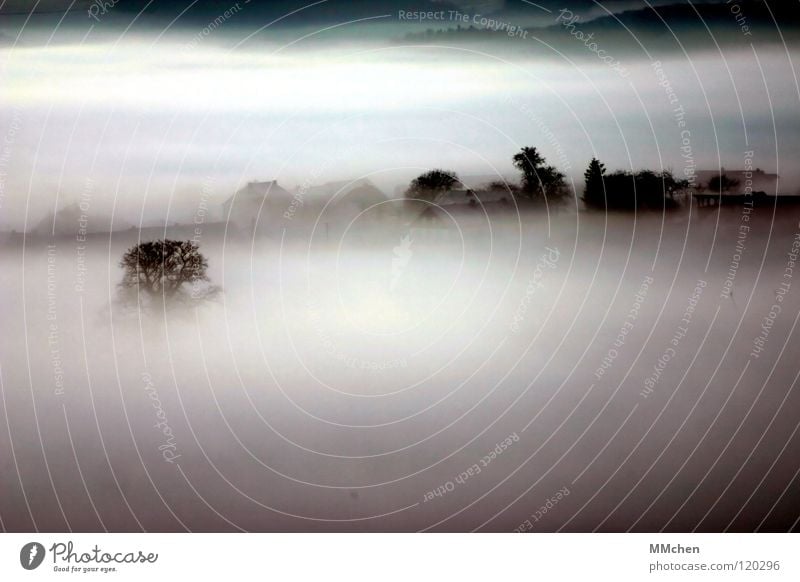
xmin=221 ymin=180 xmax=296 ymax=235
xmin=221 ymin=179 xmax=392 ymax=239
xmin=406 ymin=186 xmax=514 ymax=243
xmin=693 ymin=168 xmax=779 ymax=206
xmin=299 ymin=178 xmax=389 ymax=229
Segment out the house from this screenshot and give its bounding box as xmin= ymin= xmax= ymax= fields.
xmin=692 ymin=168 xmax=778 ymax=206
xmin=292 ymin=179 xmax=393 ymax=240
xmin=405 ymin=186 xmax=514 ymax=243
xmin=222 ymin=178 xmax=392 ymax=240
xmin=221 ymin=180 xmax=296 ymax=234
xmin=405 ymin=186 xmax=513 ymax=215
xmin=336 ymin=181 xmax=389 ymax=217
xmin=299 ymin=179 xmax=389 ymax=229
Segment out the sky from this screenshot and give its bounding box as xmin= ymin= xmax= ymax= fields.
xmin=1 ymin=0 xmax=799 ymax=229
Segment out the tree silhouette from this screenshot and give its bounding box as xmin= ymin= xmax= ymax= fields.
xmin=512 ymin=147 xmax=567 ymax=201
xmin=583 ymin=157 xmax=606 ymax=208
xmin=597 ymin=169 xmax=683 ymax=210
xmin=708 ymin=173 xmax=740 ymax=193
xmin=405 ymin=169 xmax=460 ymax=202
xmin=118 ymin=239 xmax=219 ymax=307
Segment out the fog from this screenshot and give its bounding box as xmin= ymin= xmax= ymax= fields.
xmin=2 ymin=0 xmax=800 ymax=533
xmin=1 ymin=204 xmax=799 ymax=531
xmin=1 ymin=32 xmax=799 ymax=230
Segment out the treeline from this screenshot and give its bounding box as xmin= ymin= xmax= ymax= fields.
xmin=405 ymin=148 xmax=690 ymax=211
xmin=583 ymin=157 xmax=688 ymax=210
xmin=405 ymin=146 xmax=568 ymax=203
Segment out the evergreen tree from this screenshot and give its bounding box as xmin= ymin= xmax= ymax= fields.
xmin=583 ymin=157 xmax=606 ymax=208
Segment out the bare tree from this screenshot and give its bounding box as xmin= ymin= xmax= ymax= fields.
xmin=118 ymin=239 xmax=219 ymax=307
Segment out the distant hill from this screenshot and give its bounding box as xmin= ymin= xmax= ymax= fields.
xmin=107 ymin=0 xmax=463 ymax=26
xmin=400 ymin=1 xmax=800 ymax=51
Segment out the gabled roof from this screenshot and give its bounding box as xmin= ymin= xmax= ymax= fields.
xmin=299 ymin=178 xmax=386 ymax=204
xmin=337 ymin=182 xmax=387 ymax=209
xmin=223 ymin=180 xmax=292 ymax=208
xmin=433 ymin=188 xmax=513 ymax=206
